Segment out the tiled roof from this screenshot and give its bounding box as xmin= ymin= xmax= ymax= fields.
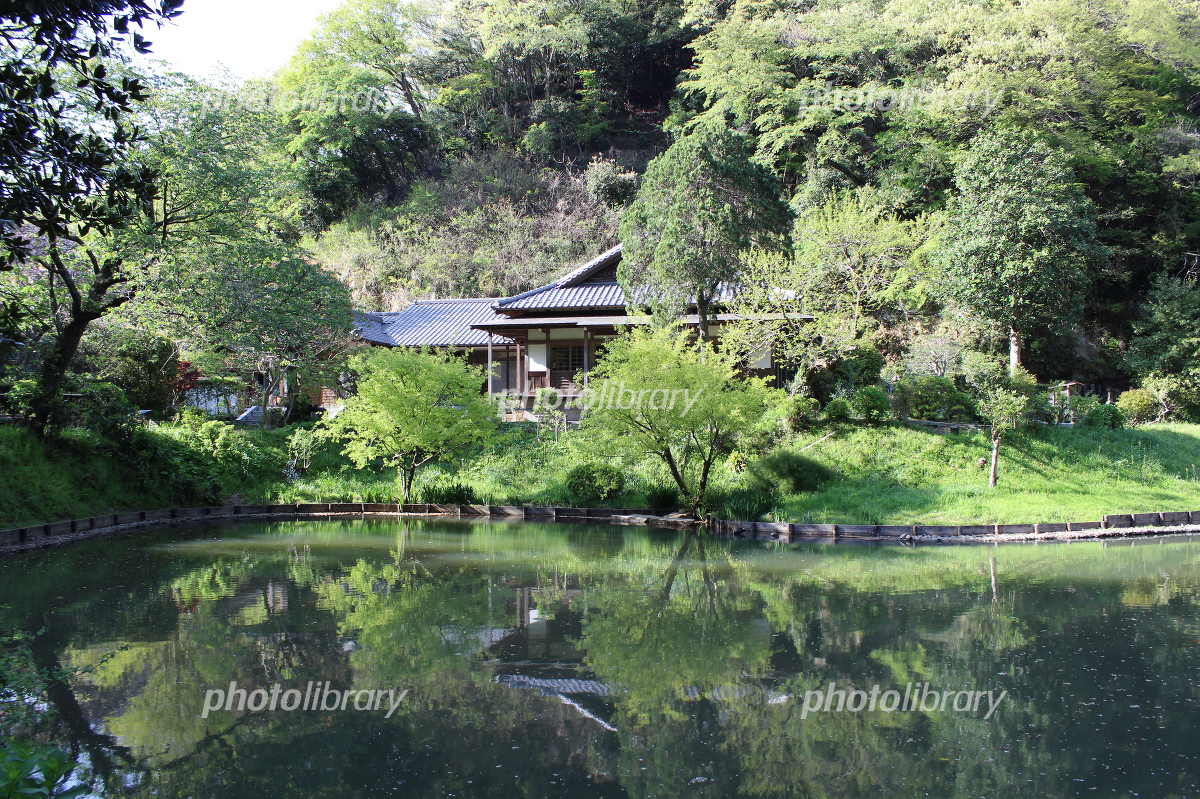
xmin=498 ymin=282 xmax=626 ymax=310
xmin=355 ymin=299 xmax=505 ymax=347
xmin=496 ymin=244 xmax=626 ymax=310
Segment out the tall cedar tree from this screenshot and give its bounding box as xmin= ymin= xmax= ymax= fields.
xmin=618 ymin=127 xmax=792 ymax=337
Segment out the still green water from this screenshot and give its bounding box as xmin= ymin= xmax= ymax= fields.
xmin=1 ymin=518 xmax=1199 ymax=798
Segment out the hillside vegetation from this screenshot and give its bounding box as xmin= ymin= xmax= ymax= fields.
xmin=3 ymin=422 xmax=1197 ymax=529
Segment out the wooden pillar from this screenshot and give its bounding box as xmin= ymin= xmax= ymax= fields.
xmin=583 ymin=327 xmax=590 ymax=390
xmin=517 ymin=339 xmax=525 ymax=397
xmin=486 ymin=334 xmax=494 ymax=396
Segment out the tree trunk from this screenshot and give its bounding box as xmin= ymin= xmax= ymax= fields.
xmin=401 ymin=468 xmax=415 ymax=503
xmin=989 ymin=434 xmax=1001 ymax=488
xmin=32 ymin=312 xmax=99 ymax=437
xmin=1008 ymin=327 xmax=1021 ymax=377
xmin=696 ymin=292 xmax=712 ymax=341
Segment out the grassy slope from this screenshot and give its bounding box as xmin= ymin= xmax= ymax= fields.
xmin=1 ymin=422 xmax=1197 ymax=529
xmin=0 ymin=427 xmax=179 ymax=527
xmin=775 ymin=423 xmax=1200 ymax=525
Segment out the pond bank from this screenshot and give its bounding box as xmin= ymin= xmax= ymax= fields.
xmin=4 ymin=501 xmax=1200 ymax=555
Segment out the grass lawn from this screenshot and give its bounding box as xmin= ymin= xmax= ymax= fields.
xmin=771 ymin=423 xmax=1200 ymax=525
xmin=1 ymin=421 xmax=1197 ymax=529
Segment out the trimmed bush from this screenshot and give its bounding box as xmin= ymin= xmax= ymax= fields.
xmin=824 ymin=397 xmax=852 ymax=422
xmin=784 ymin=394 xmax=821 ymax=432
xmin=1117 ymin=389 xmax=1159 ymax=426
xmin=1082 ymin=403 xmax=1124 ymax=429
xmin=893 ymin=376 xmax=976 ymax=422
xmin=565 ymin=462 xmax=626 ymax=504
xmin=849 ymin=386 xmax=894 ymax=423
xmin=749 ymin=450 xmax=838 ymax=494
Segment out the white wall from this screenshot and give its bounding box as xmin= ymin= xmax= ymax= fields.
xmin=527 ymin=342 xmax=548 ymax=371
xmin=750 ymin=347 xmax=773 ymax=370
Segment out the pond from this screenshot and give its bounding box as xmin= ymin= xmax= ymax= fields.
xmin=1 ymin=518 xmax=1199 ymax=797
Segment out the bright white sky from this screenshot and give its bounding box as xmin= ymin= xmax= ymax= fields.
xmin=137 ymin=0 xmax=344 ymax=80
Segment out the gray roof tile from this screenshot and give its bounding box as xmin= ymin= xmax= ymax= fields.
xmin=355 ymin=299 xmax=505 ymax=347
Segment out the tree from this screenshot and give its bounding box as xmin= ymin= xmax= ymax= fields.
xmin=175 ymin=258 xmax=354 ymax=429
xmin=278 ymin=2 xmax=438 ymax=231
xmin=0 ymin=2 xmax=182 ymax=371
xmin=581 ymin=325 xmax=774 ymax=516
xmin=323 ymin=348 xmax=497 ymax=501
xmin=0 ymin=1 xmax=182 ymax=267
xmin=118 ymin=78 xmax=354 ymax=427
xmin=618 ymin=127 xmax=792 ymax=337
xmin=726 ymin=192 xmax=929 ymax=377
xmin=977 ymin=387 xmax=1029 ymax=488
xmin=936 ymin=130 xmax=1102 ymax=375
xmin=1128 ymin=273 xmax=1200 ymax=381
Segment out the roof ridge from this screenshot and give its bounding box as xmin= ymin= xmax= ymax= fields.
xmin=496 ymin=243 xmax=623 ymax=307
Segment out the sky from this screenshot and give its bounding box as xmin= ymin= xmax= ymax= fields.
xmin=137 ymin=0 xmax=344 ymax=80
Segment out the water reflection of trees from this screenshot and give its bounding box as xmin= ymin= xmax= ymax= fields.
xmin=2 ymin=524 xmax=1200 ymax=797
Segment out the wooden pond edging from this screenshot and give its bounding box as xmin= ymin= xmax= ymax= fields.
xmin=2 ymin=504 xmax=1200 ymax=555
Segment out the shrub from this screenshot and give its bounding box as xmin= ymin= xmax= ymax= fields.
xmin=584 ymin=156 xmax=639 ymax=207
xmin=1117 ymin=389 xmax=1159 ymax=426
xmin=565 ymin=462 xmax=626 ymax=504
xmin=175 ymin=406 xmax=210 ymax=429
xmin=808 ymin=345 xmax=885 ymax=401
xmin=783 ymin=394 xmax=821 ymax=432
xmin=286 ymin=427 xmax=321 ymax=476
xmin=958 ymin=350 xmax=1008 ymax=396
xmin=749 ymin=450 xmax=838 ymax=494
xmin=418 ymin=479 xmax=481 ymax=505
xmin=823 ymin=397 xmax=852 ymax=422
xmin=67 ymin=381 xmax=137 ymax=443
xmin=0 ymin=378 xmax=37 ymax=417
xmin=645 ymin=484 xmax=680 ymax=513
xmin=126 ymin=429 xmax=222 ymax=505
xmin=1083 ymin=403 xmax=1124 ymax=429
xmin=893 ymin=376 xmax=976 ymax=422
xmin=849 ymin=386 xmax=894 ymax=423
xmin=1143 ymin=374 xmax=1200 ymax=422
xmin=1066 ymin=394 xmax=1099 ymax=424
xmin=707 ymin=485 xmax=777 ymax=521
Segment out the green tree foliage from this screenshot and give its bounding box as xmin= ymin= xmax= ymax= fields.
xmin=581 ymin=326 xmax=774 ymax=515
xmin=322 ymin=348 xmax=497 ymax=501
xmin=1128 ymin=274 xmax=1200 ymax=380
xmin=0 ymin=1 xmax=181 ymax=267
xmin=727 ymin=193 xmax=928 ymax=373
xmin=278 ymin=2 xmax=439 ymax=231
xmin=119 ymin=79 xmax=355 ymax=427
xmin=72 ymin=325 xmax=178 ymax=416
xmin=935 ymin=131 xmax=1102 ymax=373
xmin=978 ymin=387 xmax=1030 ymax=487
xmin=619 ymin=127 xmax=792 ymax=336
xmin=681 ymin=0 xmax=1200 ymax=375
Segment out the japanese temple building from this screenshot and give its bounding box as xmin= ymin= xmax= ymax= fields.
xmin=354 ymin=244 xmax=803 ymax=406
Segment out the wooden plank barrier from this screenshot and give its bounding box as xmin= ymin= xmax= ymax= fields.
xmin=4 ymin=501 xmax=1200 ymax=556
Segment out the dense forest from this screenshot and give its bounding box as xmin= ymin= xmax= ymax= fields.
xmin=3 ymin=0 xmax=1200 ymax=433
